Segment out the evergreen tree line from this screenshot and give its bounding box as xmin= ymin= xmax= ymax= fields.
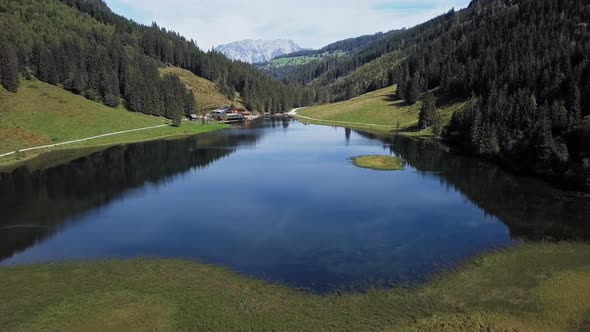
xmin=0 ymin=0 xmax=311 ymax=116
xmin=393 ymin=0 xmax=590 ymax=190
xmin=280 ymin=29 xmax=410 ymax=101
xmin=0 ymin=1 xmax=194 ymax=122
xmin=276 ymin=0 xmax=590 ymax=189
xmin=0 ymin=35 xmax=20 ymax=93
xmin=60 ymin=0 xmax=313 ymax=113
xmin=260 ymin=32 xmax=391 ymax=82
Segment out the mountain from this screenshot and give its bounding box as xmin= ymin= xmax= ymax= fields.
xmin=256 ymin=32 xmax=391 ymax=80
xmin=215 ymin=39 xmax=304 ymax=64
xmin=275 ymin=32 xmax=388 ymax=60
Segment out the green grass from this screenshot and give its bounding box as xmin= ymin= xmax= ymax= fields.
xmin=265 ymin=52 xmax=347 ymax=68
xmin=270 ymin=56 xmax=317 ymax=66
xmin=159 ymin=67 xmax=243 ymax=110
xmin=0 ymin=78 xmax=228 ymax=170
xmin=1 ymin=243 xmax=589 ymax=331
xmin=0 ymin=123 xmax=227 ymax=172
xmin=298 ymin=85 xmax=465 ymax=137
xmin=352 ymin=155 xmax=405 ymax=171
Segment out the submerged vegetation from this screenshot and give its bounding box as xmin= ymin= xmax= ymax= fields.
xmin=352 ymin=155 xmax=404 ymax=171
xmin=1 ymin=243 xmax=589 ymax=331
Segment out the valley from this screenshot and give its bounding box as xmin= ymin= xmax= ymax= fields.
xmin=0 ymin=0 xmax=588 ymax=331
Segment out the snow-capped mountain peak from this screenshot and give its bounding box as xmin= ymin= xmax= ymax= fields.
xmin=215 ymin=39 xmax=304 ymax=64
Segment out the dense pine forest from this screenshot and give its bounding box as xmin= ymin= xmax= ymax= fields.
xmin=395 ymin=0 xmax=590 ymax=190
xmin=0 ymin=0 xmax=312 ymax=118
xmin=281 ymin=0 xmax=590 ymax=190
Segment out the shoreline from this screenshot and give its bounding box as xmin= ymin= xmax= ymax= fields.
xmin=292 ymin=113 xmax=433 ymax=138
xmin=0 ymin=123 xmax=229 ymax=172
xmin=1 ymin=242 xmax=589 ymax=331
xmin=293 ymin=111 xmax=590 ymax=194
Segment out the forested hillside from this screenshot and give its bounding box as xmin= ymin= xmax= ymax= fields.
xmin=287 ymin=0 xmax=590 ymax=190
xmin=0 ymin=0 xmax=312 ymax=117
xmin=0 ymin=0 xmax=588 ymax=189
xmin=258 ymin=32 xmax=393 ymax=82
xmin=394 ymin=0 xmax=590 ymax=190
xmin=281 ymin=29 xmax=406 ymax=100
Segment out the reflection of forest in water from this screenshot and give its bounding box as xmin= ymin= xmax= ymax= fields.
xmin=0 ymin=131 xmax=260 ymax=261
xmin=355 ymin=130 xmax=590 ymax=241
xmin=1 ymin=121 xmax=588 ymax=264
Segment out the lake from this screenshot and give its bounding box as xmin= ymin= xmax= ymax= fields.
xmin=1 ymin=120 xmax=589 ymax=292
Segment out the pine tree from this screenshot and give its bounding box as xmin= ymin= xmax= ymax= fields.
xmin=431 ymin=112 xmax=444 ymax=137
xmin=570 ymin=85 xmax=582 ymax=123
xmin=0 ymin=37 xmax=20 ymax=93
xmin=405 ymin=78 xmax=419 ymax=104
xmin=419 ymin=92 xmax=436 ymax=129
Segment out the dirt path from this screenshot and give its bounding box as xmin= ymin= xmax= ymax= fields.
xmin=0 ymin=124 xmax=168 ymax=158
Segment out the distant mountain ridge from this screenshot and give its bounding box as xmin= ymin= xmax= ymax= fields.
xmin=215 ymin=39 xmax=304 ymax=64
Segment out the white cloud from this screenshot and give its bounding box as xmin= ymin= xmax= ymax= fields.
xmin=105 ymin=0 xmax=470 ymax=50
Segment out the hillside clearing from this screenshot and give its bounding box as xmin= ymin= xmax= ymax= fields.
xmin=159 ymin=67 xmax=242 ymax=110
xmin=298 ymin=85 xmax=465 ymax=136
xmin=0 ymin=79 xmax=227 ymax=169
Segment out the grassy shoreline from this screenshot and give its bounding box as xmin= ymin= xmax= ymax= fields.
xmin=296 ymin=85 xmax=465 ymax=138
xmin=0 ymin=79 xmax=229 ymax=172
xmin=0 ymin=123 xmax=229 ymax=172
xmin=1 ymin=243 xmax=589 ymax=331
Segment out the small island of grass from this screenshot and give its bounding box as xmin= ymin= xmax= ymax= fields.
xmin=352 ymin=155 xmax=405 ymax=171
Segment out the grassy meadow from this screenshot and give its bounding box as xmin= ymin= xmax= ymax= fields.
xmin=266 ymin=52 xmax=347 ymax=68
xmin=298 ymin=85 xmax=465 ymax=137
xmin=159 ymin=66 xmax=241 ymax=110
xmin=1 ymin=243 xmax=589 ymax=331
xmin=270 ymin=56 xmax=318 ymax=67
xmin=0 ymin=79 xmax=227 ymax=169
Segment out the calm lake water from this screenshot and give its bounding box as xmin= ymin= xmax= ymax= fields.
xmin=1 ymin=120 xmax=589 ymax=292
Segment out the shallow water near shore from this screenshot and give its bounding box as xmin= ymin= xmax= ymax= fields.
xmin=1 ymin=119 xmax=588 ymax=292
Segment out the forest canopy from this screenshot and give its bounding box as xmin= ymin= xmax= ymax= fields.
xmin=0 ymin=0 xmax=313 ymax=119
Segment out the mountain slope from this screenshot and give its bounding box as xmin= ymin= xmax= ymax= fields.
xmin=257 ymin=32 xmax=393 ymax=80
xmin=215 ymin=39 xmax=304 ymax=64
xmin=0 ymin=78 xmax=223 ymax=163
xmin=0 ymin=0 xmax=310 ymax=116
xmin=159 ymin=67 xmax=235 ymax=110
xmin=290 ymin=0 xmax=590 ymax=190
xmin=298 ymin=85 xmax=464 ymax=134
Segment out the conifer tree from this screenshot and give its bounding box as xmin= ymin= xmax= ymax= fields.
xmin=0 ymin=37 xmax=20 ymax=92
xmin=419 ymin=92 xmax=436 ymax=129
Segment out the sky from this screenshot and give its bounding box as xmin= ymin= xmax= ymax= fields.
xmin=105 ymin=0 xmax=471 ymax=50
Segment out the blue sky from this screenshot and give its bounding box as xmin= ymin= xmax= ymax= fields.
xmin=104 ymin=0 xmax=470 ymax=50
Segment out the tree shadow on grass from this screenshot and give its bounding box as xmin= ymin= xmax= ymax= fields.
xmin=383 ymin=93 xmax=418 ymax=107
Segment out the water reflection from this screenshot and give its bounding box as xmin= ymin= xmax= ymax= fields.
xmin=0 ymin=121 xmax=588 ymax=292
xmin=0 ymin=130 xmax=260 ymax=261
xmin=356 ymin=131 xmax=590 ymax=241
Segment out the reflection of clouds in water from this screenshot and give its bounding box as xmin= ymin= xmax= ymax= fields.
xmin=2 ymin=121 xmax=586 ymax=291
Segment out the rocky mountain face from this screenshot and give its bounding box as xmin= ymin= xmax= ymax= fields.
xmin=215 ymin=39 xmax=304 ymax=64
